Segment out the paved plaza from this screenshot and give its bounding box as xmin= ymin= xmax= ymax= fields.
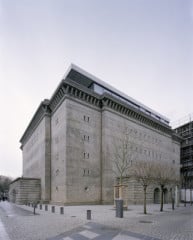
xmin=0 ymin=201 xmax=193 ymax=240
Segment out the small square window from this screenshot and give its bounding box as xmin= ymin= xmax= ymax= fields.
xmin=83 ymin=115 xmax=90 ymax=122
xmin=84 ymin=152 xmax=89 ymax=159
xmin=83 ymin=135 xmax=90 ymax=142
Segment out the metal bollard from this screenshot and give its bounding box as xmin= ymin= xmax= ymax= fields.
xmin=45 ymin=205 xmax=48 ymax=211
xmin=40 ymin=204 xmax=42 ymax=210
xmin=60 ymin=207 xmax=64 ymax=214
xmin=115 ymin=199 xmax=123 ymax=218
xmin=87 ymin=210 xmax=91 ymax=220
xmin=51 ymin=206 xmax=55 ymax=213
xmin=33 ymin=204 xmax=36 ymax=215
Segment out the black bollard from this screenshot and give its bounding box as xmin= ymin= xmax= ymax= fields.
xmin=45 ymin=205 xmax=48 ymax=211
xmin=115 ymin=199 xmax=123 ymax=218
xmin=172 ymin=198 xmax=175 ymax=210
xmin=51 ymin=206 xmax=55 ymax=213
xmin=87 ymin=210 xmax=91 ymax=220
xmin=60 ymin=207 xmax=64 ymax=214
xmin=33 ymin=204 xmax=36 ymax=215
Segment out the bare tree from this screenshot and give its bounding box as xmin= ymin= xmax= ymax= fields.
xmin=153 ymin=162 xmax=178 ymax=212
xmin=133 ymin=160 xmax=155 ymax=214
xmin=0 ymin=175 xmax=13 ymax=200
xmin=112 ymin=129 xmax=136 ymax=199
xmin=169 ymin=167 xmax=180 ymax=210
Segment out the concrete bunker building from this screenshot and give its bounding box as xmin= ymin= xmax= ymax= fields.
xmin=9 ymin=64 xmax=181 ymax=205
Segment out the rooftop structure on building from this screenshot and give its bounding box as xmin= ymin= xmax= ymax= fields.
xmin=63 ymin=64 xmax=170 ymax=125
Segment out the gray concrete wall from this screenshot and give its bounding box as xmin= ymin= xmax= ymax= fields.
xmin=65 ymin=98 xmax=101 ymax=204
xmin=9 ymin=178 xmax=41 ymax=205
xmin=50 ymin=97 xmax=102 ymax=204
xmin=22 ymin=116 xmax=51 ymax=202
xmin=101 ymin=108 xmax=180 ymax=204
xmin=51 ymin=100 xmax=67 ymax=203
xmin=43 ymin=115 xmax=51 ymax=202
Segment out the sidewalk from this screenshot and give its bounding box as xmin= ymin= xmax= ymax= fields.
xmin=19 ymin=203 xmax=184 ymax=239
xmin=0 ymin=201 xmax=189 ymax=240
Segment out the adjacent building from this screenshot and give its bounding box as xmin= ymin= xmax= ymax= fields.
xmin=9 ymin=64 xmax=181 ymax=205
xmin=174 ymin=118 xmax=193 ymax=190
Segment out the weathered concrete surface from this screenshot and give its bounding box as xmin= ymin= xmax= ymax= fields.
xmin=9 ymin=178 xmax=40 ymax=205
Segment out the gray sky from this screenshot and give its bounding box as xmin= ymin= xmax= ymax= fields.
xmin=0 ymin=0 xmax=193 ymax=178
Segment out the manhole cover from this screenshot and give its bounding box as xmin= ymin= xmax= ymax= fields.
xmin=139 ymin=220 xmax=152 ymax=223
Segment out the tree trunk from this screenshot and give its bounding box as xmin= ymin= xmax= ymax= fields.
xmin=119 ymin=176 xmax=123 ymax=199
xmin=160 ymin=185 xmax=164 ymax=212
xmin=143 ymin=185 xmax=147 ymax=214
xmin=170 ymin=188 xmax=175 ymax=210
xmin=119 ymin=185 xmax=123 ymax=199
xmin=175 ymin=185 xmax=179 ymax=207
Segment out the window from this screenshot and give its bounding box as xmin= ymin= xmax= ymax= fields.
xmin=83 ymin=135 xmax=90 ymax=142
xmin=56 ymin=169 xmax=59 ymax=176
xmin=83 ymin=115 xmax=90 ymax=122
xmin=83 ymin=169 xmax=90 ymax=176
xmin=84 ymin=152 xmax=89 ymax=159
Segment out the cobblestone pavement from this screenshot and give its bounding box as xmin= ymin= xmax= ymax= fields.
xmin=0 ymin=202 xmax=193 ymax=240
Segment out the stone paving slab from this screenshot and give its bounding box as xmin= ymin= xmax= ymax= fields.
xmin=47 ymin=222 xmax=161 ymax=240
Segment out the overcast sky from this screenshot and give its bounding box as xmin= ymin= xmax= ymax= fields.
xmin=0 ymin=0 xmax=193 ymax=178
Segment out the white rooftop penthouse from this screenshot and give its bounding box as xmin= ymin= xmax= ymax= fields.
xmin=62 ymin=64 xmax=170 ymax=126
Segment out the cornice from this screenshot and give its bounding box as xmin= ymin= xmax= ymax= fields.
xmin=49 ymin=79 xmax=101 ymax=112
xmin=10 ymin=177 xmax=41 ymax=185
xmin=100 ymin=93 xmax=172 ymax=135
xmin=20 ymin=100 xmax=51 ymax=147
xmin=20 ymin=80 xmax=173 ymax=148
xmin=49 ymin=80 xmax=172 ymax=134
